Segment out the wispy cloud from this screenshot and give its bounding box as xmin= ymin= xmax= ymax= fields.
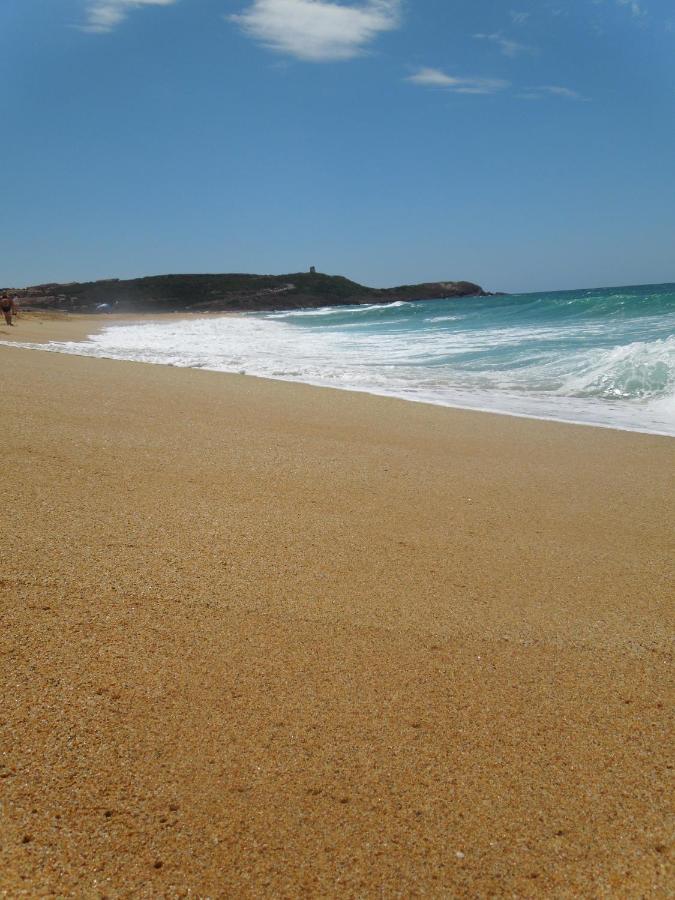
xmin=80 ymin=0 xmax=177 ymax=33
xmin=473 ymin=32 xmax=534 ymax=57
xmin=229 ymin=0 xmax=401 ymax=62
xmin=509 ymin=11 xmax=531 ymax=26
xmin=410 ymin=70 xmax=587 ymax=101
xmin=594 ymin=0 xmax=648 ymax=19
xmin=406 ymin=68 xmax=509 ymax=95
xmin=519 ymin=85 xmax=589 ymax=101
xmin=617 ymin=0 xmax=646 ymax=17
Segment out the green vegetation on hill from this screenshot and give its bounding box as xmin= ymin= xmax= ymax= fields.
xmin=11 ymin=272 xmax=487 ymax=313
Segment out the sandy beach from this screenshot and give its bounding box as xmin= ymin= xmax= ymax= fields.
xmin=0 ymin=310 xmax=217 ymax=345
xmin=1 ymin=315 xmax=673 ymax=897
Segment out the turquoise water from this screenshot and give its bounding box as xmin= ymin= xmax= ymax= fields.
xmin=6 ymin=282 xmax=675 ymax=435
xmin=258 ymin=282 xmax=675 ymax=434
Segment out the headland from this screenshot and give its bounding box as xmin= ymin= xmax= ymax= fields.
xmin=3 ymin=271 xmax=487 ymax=313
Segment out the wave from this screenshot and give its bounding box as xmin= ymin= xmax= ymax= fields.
xmin=270 ymin=299 xmax=411 ymax=320
xmin=557 ymin=335 xmax=675 ymax=400
xmin=3 ymin=284 xmax=674 ymax=435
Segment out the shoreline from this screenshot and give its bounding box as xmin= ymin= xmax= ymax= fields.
xmin=2 ymin=311 xmax=673 ymax=439
xmin=1 ymin=341 xmax=672 ymax=895
xmin=0 ymin=309 xmax=231 ymax=344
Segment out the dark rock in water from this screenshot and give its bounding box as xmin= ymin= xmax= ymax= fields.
xmin=10 ymin=272 xmax=489 ymax=314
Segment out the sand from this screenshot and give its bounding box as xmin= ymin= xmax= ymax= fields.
xmin=0 ymin=309 xmax=216 ymax=344
xmin=1 ymin=316 xmax=673 ymax=897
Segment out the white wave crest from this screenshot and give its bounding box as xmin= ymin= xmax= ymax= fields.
xmin=555 ymin=336 xmax=675 ymax=401
xmin=269 ymin=300 xmax=410 ymax=319
xmin=3 ymin=300 xmax=674 ymax=436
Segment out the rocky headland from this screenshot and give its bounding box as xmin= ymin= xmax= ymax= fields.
xmin=5 ymin=272 xmax=488 ymax=313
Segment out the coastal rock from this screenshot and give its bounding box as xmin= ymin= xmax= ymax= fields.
xmin=6 ymin=272 xmax=489 ymax=314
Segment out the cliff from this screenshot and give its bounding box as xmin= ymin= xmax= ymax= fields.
xmin=8 ymin=272 xmax=487 ymax=313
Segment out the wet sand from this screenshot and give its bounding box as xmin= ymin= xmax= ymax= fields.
xmin=1 ymin=318 xmax=673 ymax=897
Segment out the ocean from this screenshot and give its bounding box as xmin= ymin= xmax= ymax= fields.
xmin=8 ymin=282 xmax=675 ymax=436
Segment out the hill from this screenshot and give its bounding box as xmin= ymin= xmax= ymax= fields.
xmin=8 ymin=272 xmax=487 ymax=313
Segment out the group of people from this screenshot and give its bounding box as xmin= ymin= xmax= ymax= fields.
xmin=1 ymin=293 xmax=18 ymax=326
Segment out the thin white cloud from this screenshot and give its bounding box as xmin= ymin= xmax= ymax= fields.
xmin=593 ymin=0 xmax=648 ymax=17
xmin=229 ymin=0 xmax=401 ymax=62
xmin=617 ymin=0 xmax=646 ymax=17
xmin=541 ymin=85 xmax=582 ymax=98
xmin=80 ymin=0 xmax=177 ymax=33
xmin=519 ymin=85 xmax=589 ymax=101
xmin=473 ymin=32 xmax=534 ymax=57
xmin=407 ymin=68 xmax=509 ymax=95
xmin=509 ymin=11 xmax=531 ymax=25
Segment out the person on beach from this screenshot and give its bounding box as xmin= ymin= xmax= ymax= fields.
xmin=1 ymin=293 xmax=17 ymax=326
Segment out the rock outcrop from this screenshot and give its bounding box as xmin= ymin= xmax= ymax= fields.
xmin=7 ymin=272 xmax=488 ymax=313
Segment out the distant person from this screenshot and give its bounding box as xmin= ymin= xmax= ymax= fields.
xmin=1 ymin=293 xmax=16 ymax=326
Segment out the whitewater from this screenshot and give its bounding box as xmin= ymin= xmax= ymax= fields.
xmin=6 ymin=282 xmax=675 ymax=436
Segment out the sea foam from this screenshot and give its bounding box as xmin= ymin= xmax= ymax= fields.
xmin=4 ymin=283 xmax=675 ymax=435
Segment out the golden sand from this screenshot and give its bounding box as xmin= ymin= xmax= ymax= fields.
xmin=0 ymin=309 xmax=216 ymax=345
xmin=1 ymin=316 xmax=673 ymax=896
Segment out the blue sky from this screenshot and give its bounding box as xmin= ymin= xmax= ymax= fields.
xmin=1 ymin=0 xmax=674 ymax=292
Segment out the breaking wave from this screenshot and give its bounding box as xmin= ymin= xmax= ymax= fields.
xmin=4 ymin=282 xmax=675 ymax=435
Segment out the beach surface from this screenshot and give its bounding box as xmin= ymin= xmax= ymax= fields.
xmin=0 ymin=309 xmax=214 ymax=345
xmin=1 ymin=316 xmax=673 ymax=897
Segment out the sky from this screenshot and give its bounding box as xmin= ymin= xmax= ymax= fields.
xmin=1 ymin=0 xmax=674 ymax=293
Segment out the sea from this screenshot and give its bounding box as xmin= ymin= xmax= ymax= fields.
xmin=8 ymin=282 xmax=675 ymax=436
